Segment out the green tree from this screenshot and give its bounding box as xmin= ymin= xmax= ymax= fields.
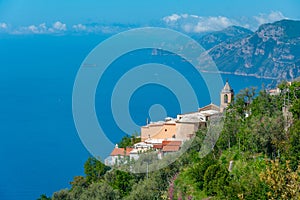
xmin=188 ymin=153 xmax=217 ymax=190
xmin=290 ymin=99 xmax=300 ymax=119
xmin=119 ymin=134 xmax=141 ymax=148
xmin=287 ymin=120 xmax=300 ymax=170
xmin=84 ymin=157 xmax=110 ymax=184
xmin=203 ymin=163 xmax=230 ymax=197
xmin=289 ymin=81 xmax=300 ymax=101
xmin=251 ymin=89 xmax=278 ymax=117
xmin=68 ymin=176 xmax=88 ymax=200
xmin=217 ymin=108 xmax=240 ymax=150
xmin=226 ymin=157 xmax=268 ymax=200
xmin=80 ymin=181 xmax=120 ymax=200
xmin=37 ymin=194 xmax=51 ymax=200
xmin=70 ymin=176 xmax=87 ymax=188
xmin=52 ymin=189 xmax=69 ymax=200
xmin=234 ymin=87 xmax=256 ymax=116
xmin=104 ymin=170 xmax=135 ymax=197
xmin=125 ymin=176 xmax=161 ymax=200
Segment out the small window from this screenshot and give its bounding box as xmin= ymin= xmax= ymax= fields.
xmin=165 ymin=129 xmax=167 ymax=132
xmin=224 ymin=94 xmax=228 ymax=103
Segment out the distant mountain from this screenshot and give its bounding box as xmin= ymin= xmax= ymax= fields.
xmin=196 ymin=20 xmax=300 ymax=80
xmin=195 ymin=26 xmax=253 ymax=49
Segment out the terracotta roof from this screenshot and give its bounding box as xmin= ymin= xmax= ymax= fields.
xmin=110 ymin=148 xmax=125 ymax=156
xmin=162 ymin=140 xmax=182 ymax=146
xmin=162 ymin=145 xmax=180 ymax=152
xmin=125 ymin=148 xmax=134 ymax=156
xmin=153 ymin=144 xmax=163 ymax=149
xmin=168 ymin=141 xmax=182 ymax=146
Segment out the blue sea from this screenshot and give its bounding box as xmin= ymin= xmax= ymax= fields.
xmin=0 ymin=34 xmax=273 ymax=200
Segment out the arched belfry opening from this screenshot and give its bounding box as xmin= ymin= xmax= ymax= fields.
xmin=224 ymin=94 xmax=228 ymax=103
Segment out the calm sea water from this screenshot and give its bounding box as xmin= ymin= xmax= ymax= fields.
xmin=0 ymin=35 xmax=273 ymax=200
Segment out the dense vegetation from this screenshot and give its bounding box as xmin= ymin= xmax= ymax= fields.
xmin=39 ymin=81 xmax=300 ymax=200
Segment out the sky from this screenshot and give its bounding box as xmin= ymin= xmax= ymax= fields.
xmin=0 ymin=0 xmax=300 ymax=35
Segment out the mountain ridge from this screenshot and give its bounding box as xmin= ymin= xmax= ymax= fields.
xmin=196 ymin=19 xmax=300 ymax=81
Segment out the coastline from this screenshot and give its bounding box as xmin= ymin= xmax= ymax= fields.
xmin=200 ymin=70 xmax=278 ymax=80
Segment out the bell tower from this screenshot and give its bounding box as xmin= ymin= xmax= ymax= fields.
xmin=220 ymin=80 xmax=234 ymax=112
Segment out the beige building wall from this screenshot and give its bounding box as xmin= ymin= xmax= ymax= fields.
xmin=142 ymin=121 xmax=208 ymax=141
xmin=176 ymin=122 xmax=199 ymax=140
xmin=152 ymin=124 xmax=176 ymax=139
xmin=141 ymin=123 xmax=177 ymax=141
xmin=141 ymin=124 xmax=163 ymax=141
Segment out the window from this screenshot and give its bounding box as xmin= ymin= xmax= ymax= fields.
xmin=224 ymin=94 xmax=228 ymax=103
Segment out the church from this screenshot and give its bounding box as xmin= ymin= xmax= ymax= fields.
xmin=140 ymin=80 xmax=234 ymax=141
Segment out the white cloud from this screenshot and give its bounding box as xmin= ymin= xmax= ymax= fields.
xmin=39 ymin=23 xmax=47 ymax=31
xmin=71 ymin=23 xmax=130 ymax=34
xmin=52 ymin=21 xmax=67 ymax=31
xmin=11 ymin=21 xmax=127 ymax=35
xmin=254 ymin=11 xmax=287 ymax=25
xmin=163 ymin=14 xmax=182 ymax=23
xmin=12 ymin=21 xmax=67 ymax=34
xmin=181 ymin=14 xmax=189 ymax=19
xmin=163 ymin=14 xmax=236 ymax=33
xmin=16 ymin=23 xmax=48 ymax=34
xmin=163 ymin=11 xmax=289 ymax=33
xmin=0 ymin=22 xmax=8 ymax=29
xmin=27 ymin=25 xmax=39 ymax=33
xmin=194 ymin=16 xmax=234 ymax=32
xmin=72 ymin=23 xmax=87 ymax=31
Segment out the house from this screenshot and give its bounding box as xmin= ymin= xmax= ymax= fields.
xmin=104 ymin=144 xmax=133 ymax=166
xmin=105 ymin=139 xmax=184 ymax=166
xmin=269 ymin=88 xmax=281 ymax=96
xmin=268 ymin=81 xmax=292 ymax=96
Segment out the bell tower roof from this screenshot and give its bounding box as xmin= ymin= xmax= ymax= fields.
xmin=222 ymin=79 xmax=233 ymax=93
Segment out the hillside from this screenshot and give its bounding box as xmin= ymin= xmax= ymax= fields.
xmin=195 ymin=25 xmax=253 ymax=50
xmin=43 ymin=81 xmax=300 ymax=200
xmin=197 ymin=20 xmax=300 ymax=80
